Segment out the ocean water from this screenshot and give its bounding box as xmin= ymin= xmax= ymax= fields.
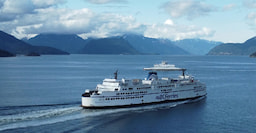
xmin=0 ymin=55 xmax=256 ymax=133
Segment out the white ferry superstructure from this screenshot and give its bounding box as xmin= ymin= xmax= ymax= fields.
xmin=81 ymin=62 xmax=207 ymax=108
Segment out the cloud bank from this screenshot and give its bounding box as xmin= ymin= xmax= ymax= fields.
xmin=161 ymin=0 xmax=215 ymax=20
xmin=243 ymin=0 xmax=256 ymax=8
xmin=84 ymin=0 xmax=126 ymax=4
xmin=0 ymin=0 xmax=143 ymax=39
xmin=144 ymin=19 xmax=215 ymax=40
xmin=0 ymin=0 xmax=215 ymax=40
xmin=244 ymin=0 xmax=256 ymax=29
xmin=222 ymin=4 xmax=236 ymax=11
xmin=247 ymin=12 xmax=256 ymax=29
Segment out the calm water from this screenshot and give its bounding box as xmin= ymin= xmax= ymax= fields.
xmin=0 ymin=55 xmax=256 ymax=133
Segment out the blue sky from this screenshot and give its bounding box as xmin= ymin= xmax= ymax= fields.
xmin=0 ymin=0 xmax=256 ymax=43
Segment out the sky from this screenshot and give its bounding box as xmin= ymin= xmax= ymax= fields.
xmin=0 ymin=0 xmax=256 ymax=43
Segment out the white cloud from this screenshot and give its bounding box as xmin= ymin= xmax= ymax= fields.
xmin=144 ymin=21 xmax=215 ymax=40
xmin=0 ymin=0 xmax=66 ymax=22
xmin=84 ymin=0 xmax=126 ymax=4
xmin=222 ymin=4 xmax=236 ymax=11
xmin=247 ymin=12 xmax=256 ymax=28
xmin=78 ymin=14 xmax=144 ymax=39
xmin=164 ymin=19 xmax=174 ymax=26
xmin=1 ymin=0 xmax=34 ymax=14
xmin=9 ymin=8 xmax=96 ymax=38
xmin=11 ymin=24 xmax=42 ymax=39
xmin=32 ymin=0 xmax=66 ymax=8
xmin=243 ymin=0 xmax=256 ymax=8
xmin=0 ymin=5 xmax=144 ymax=39
xmin=161 ymin=0 xmax=215 ymax=20
xmin=247 ymin=12 xmax=256 ymax=20
xmin=243 ymin=1 xmax=256 ymax=30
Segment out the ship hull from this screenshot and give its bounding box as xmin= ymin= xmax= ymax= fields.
xmin=81 ymin=95 xmax=206 ymax=109
xmin=81 ymin=85 xmax=207 ymax=109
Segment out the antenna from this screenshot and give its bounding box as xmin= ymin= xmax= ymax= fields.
xmin=182 ymin=69 xmax=186 ymax=79
xmin=114 ymin=70 xmax=118 ymax=79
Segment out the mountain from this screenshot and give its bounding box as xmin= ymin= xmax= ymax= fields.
xmin=0 ymin=49 xmax=15 ymax=57
xmin=80 ymin=37 xmax=140 ymax=54
xmin=23 ymin=33 xmax=223 ymax=55
xmin=250 ymin=51 xmax=256 ymax=57
xmin=24 ymin=34 xmax=87 ymax=53
xmin=208 ymin=36 xmax=256 ymax=55
xmin=0 ymin=31 xmax=69 ymax=55
xmin=122 ymin=34 xmax=189 ymax=55
xmin=174 ymin=39 xmax=222 ymax=55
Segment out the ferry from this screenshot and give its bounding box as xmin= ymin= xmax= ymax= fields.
xmin=81 ymin=61 xmax=207 ymax=108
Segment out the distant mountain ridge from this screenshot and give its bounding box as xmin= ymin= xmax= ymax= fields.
xmin=122 ymin=34 xmax=189 ymax=55
xmin=24 ymin=33 xmax=222 ymax=55
xmin=0 ymin=31 xmax=69 ymax=56
xmin=26 ymin=34 xmax=190 ymax=55
xmin=24 ymin=34 xmax=86 ymax=53
xmin=174 ymin=39 xmax=222 ymax=55
xmin=80 ymin=37 xmax=139 ymax=54
xmin=208 ymin=36 xmax=256 ymax=55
